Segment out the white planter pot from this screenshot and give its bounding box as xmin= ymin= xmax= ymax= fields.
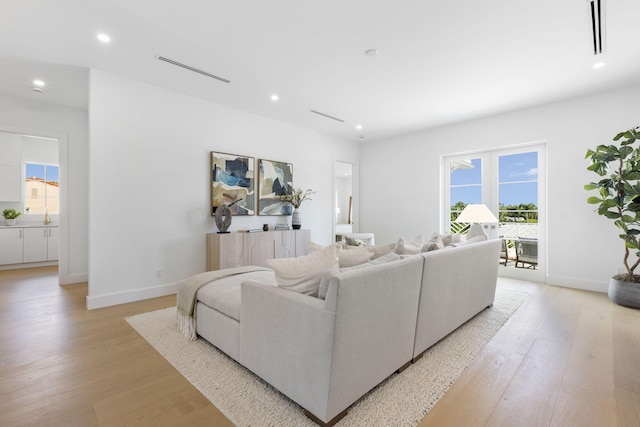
xmin=5 ymin=218 xmax=16 ymax=226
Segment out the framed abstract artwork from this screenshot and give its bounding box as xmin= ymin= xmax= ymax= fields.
xmin=257 ymin=158 xmax=293 ymax=216
xmin=210 ymin=151 xmax=255 ymax=216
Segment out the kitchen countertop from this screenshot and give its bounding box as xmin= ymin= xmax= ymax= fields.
xmin=0 ymin=224 xmax=59 ymax=229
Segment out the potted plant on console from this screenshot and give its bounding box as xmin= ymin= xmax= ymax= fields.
xmin=280 ymin=187 xmax=316 ymax=229
xmin=2 ymin=209 xmax=22 ymax=226
xmin=585 ymin=126 xmax=640 ymax=308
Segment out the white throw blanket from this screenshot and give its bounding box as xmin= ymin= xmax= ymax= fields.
xmin=176 ymin=266 xmax=272 ymax=340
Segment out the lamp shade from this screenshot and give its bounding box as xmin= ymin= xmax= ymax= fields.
xmin=455 ymin=204 xmax=498 ymax=223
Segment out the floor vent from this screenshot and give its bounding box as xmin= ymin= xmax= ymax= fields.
xmin=589 ymin=0 xmax=605 ymax=55
xmin=309 ymin=110 xmax=345 ymax=123
xmin=156 ymin=56 xmax=231 ymax=83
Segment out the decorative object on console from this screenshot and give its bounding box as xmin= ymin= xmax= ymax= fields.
xmin=280 ymin=187 xmax=316 ymax=230
xmin=274 ymin=223 xmax=290 ymax=231
xmin=211 ymin=151 xmax=255 ymax=216
xmin=2 ymin=208 xmax=22 ymax=226
xmin=214 ymin=204 xmax=232 ymax=233
xmin=455 ymin=204 xmax=499 ymax=239
xmin=257 ymin=158 xmax=293 ymax=216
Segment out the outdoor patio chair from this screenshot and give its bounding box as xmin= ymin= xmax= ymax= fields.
xmin=500 ymin=238 xmax=516 ymax=266
xmin=515 ymin=238 xmax=538 ymax=269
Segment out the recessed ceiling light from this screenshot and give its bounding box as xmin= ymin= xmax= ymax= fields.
xmin=593 ymin=62 xmax=606 ymax=69
xmin=365 ymin=49 xmax=378 ymax=57
xmin=33 ymin=80 xmax=45 ymax=87
xmin=356 ymin=124 xmax=363 ymax=130
xmin=270 ymin=94 xmax=279 ymax=101
xmin=97 ymin=33 xmax=111 ymax=43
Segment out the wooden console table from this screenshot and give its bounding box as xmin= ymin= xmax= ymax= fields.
xmin=206 ymin=229 xmax=311 ymax=271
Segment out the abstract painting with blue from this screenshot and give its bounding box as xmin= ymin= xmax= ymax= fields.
xmin=210 ymin=151 xmax=255 ymax=216
xmin=258 ymin=158 xmax=293 ymax=215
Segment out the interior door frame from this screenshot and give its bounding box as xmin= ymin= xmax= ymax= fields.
xmin=332 ymin=157 xmax=359 ymax=243
xmin=0 ymin=123 xmax=68 ymax=283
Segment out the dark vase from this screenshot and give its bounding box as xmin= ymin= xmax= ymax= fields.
xmin=292 ymin=208 xmax=301 ymax=229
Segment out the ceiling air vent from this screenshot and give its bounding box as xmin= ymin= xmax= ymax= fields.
xmin=589 ymin=0 xmax=606 ymax=55
xmin=309 ymin=110 xmax=345 ymax=123
xmin=156 ymin=56 xmax=231 ymax=83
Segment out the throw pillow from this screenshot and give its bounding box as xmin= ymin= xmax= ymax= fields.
xmin=266 ymin=244 xmax=338 ymax=296
xmin=422 ymin=232 xmax=444 ymax=252
xmin=441 ymin=233 xmax=462 ymax=247
xmin=369 ymin=243 xmax=396 ymax=259
xmin=395 ymin=234 xmax=423 ymax=255
xmin=308 ymin=240 xmax=324 ymax=253
xmin=338 ymin=246 xmax=375 ymax=267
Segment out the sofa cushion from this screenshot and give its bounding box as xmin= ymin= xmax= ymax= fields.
xmin=266 ymin=244 xmax=338 ymax=296
xmin=395 ymin=234 xmax=423 ymax=255
xmin=197 ymin=270 xmax=276 ymax=321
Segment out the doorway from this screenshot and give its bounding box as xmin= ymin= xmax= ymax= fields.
xmin=333 ymin=159 xmax=358 ymax=243
xmin=442 ymin=143 xmax=546 ymax=282
xmin=0 ymin=127 xmax=64 ymax=279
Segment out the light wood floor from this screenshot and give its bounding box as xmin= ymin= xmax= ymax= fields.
xmin=1 ymin=267 xmax=639 ymax=426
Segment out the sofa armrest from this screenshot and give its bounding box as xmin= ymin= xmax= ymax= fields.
xmin=239 ymin=280 xmax=336 ymax=419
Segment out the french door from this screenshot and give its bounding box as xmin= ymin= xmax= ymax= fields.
xmin=442 ymin=143 xmax=546 ymax=282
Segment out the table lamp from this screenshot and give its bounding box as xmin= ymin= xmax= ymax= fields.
xmin=455 ymin=204 xmax=499 ymax=239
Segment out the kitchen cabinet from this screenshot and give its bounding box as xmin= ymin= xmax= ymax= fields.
xmin=0 ymin=228 xmax=24 ymax=264
xmin=23 ymin=227 xmax=59 ymax=263
xmin=0 ymin=226 xmax=58 ymax=265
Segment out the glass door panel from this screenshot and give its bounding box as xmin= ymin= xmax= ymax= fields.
xmin=448 ymin=157 xmax=484 ymax=233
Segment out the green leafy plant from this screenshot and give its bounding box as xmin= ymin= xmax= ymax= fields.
xmin=585 ymin=126 xmax=640 ymax=282
xmin=2 ymin=209 xmax=22 ymax=219
xmin=280 ymin=187 xmax=316 ymax=209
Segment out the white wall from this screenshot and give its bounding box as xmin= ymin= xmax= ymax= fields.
xmin=360 ymin=84 xmax=640 ymax=293
xmin=88 ymin=69 xmax=359 ymax=308
xmin=0 ymin=93 xmax=89 ymax=284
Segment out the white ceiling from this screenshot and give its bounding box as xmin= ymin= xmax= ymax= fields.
xmin=1 ymin=0 xmax=640 ymax=143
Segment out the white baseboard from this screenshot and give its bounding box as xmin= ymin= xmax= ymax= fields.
xmin=545 ymin=274 xmax=608 ymax=293
xmin=86 ymin=282 xmax=177 ymax=310
xmin=59 ymin=272 xmax=88 ymax=285
xmin=0 ymin=261 xmax=57 ymax=271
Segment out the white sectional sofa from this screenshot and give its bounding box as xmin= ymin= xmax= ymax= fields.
xmin=181 ymin=238 xmax=501 ymax=426
xmin=412 ymin=239 xmax=501 ymax=360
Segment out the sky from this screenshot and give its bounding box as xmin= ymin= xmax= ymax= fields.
xmin=450 ymin=152 xmax=538 ymax=207
xmin=26 ymin=163 xmax=59 ymax=182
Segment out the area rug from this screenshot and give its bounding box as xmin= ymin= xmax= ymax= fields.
xmin=126 ymin=288 xmax=528 ymax=427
